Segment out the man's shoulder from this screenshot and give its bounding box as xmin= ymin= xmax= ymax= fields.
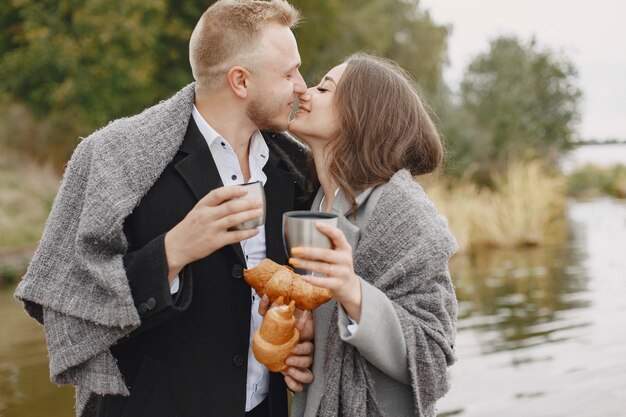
xmin=81 ymin=84 xmax=196 ymax=149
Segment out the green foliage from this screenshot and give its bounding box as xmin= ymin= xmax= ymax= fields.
xmin=442 ymin=36 xmax=582 ymax=181
xmin=0 ymin=0 xmax=208 ymax=166
xmin=567 ymin=164 xmax=626 ymax=199
xmin=0 ymin=264 xmax=20 ymax=285
xmin=0 ymin=0 xmax=447 ymax=168
xmin=292 ymin=0 xmax=448 ymax=96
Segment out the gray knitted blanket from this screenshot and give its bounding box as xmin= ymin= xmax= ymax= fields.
xmin=317 ymin=170 xmax=458 ymax=417
xmin=14 ymin=83 xmax=307 ymax=417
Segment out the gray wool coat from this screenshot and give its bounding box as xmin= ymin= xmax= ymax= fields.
xmin=291 ymin=170 xmax=458 ymax=417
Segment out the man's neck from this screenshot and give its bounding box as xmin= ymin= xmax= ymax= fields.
xmin=195 ymin=92 xmax=256 ymax=182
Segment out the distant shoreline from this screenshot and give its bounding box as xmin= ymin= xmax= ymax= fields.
xmin=572 ymin=140 xmax=626 ymax=146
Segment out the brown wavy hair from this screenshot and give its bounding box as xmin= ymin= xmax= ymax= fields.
xmin=325 ymin=52 xmax=443 ymax=214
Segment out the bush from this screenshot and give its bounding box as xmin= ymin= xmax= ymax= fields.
xmin=0 ymin=264 xmax=20 ymax=285
xmin=567 ymin=164 xmax=626 ymax=199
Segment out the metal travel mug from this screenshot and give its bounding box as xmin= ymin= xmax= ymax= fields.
xmin=231 ymin=181 xmax=266 ymax=231
xmin=282 ymin=211 xmax=338 ymax=276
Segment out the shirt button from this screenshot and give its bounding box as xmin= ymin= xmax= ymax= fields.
xmin=232 ymin=264 xmax=244 ymax=279
xmin=233 ymin=354 xmax=244 ymax=367
xmin=231 ymin=174 xmax=237 ymax=180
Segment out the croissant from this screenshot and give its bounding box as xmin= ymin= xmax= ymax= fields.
xmin=252 ymin=297 xmax=299 ymax=372
xmin=244 ymin=258 xmax=332 ymax=311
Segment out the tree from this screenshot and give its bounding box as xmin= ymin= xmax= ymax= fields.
xmin=0 ymin=0 xmax=208 ymax=165
xmin=1 ymin=0 xmax=448 ymax=167
xmin=443 ymin=36 xmax=582 ymax=180
xmin=292 ymin=0 xmax=448 ymax=98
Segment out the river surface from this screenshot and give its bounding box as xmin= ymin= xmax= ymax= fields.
xmin=437 ymin=197 xmax=626 ymax=417
xmin=1 ymin=145 xmax=625 ymax=417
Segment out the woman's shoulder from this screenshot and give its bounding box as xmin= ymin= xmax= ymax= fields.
xmin=371 ymin=169 xmax=456 ymax=245
xmin=379 ymin=169 xmax=432 ymax=210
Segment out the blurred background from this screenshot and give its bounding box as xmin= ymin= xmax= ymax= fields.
xmin=1 ymin=0 xmax=625 ymax=416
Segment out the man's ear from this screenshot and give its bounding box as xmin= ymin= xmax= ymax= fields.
xmin=227 ymin=66 xmax=250 ymax=98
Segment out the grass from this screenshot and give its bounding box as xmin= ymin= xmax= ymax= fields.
xmin=0 ymin=148 xmax=60 ymax=250
xmin=425 ymin=160 xmax=567 ymax=253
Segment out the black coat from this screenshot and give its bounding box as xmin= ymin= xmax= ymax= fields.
xmin=96 ymin=118 xmax=309 ymax=417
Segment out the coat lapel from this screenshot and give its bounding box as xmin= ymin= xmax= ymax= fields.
xmin=173 ymin=117 xmax=246 ymax=264
xmin=312 ymin=187 xmax=377 ymax=252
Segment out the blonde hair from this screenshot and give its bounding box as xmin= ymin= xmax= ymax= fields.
xmin=189 ymin=0 xmax=300 ymax=94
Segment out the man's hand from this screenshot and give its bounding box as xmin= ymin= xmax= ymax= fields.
xmin=259 ymin=295 xmax=315 ymax=392
xmin=164 ymin=185 xmax=263 ymax=280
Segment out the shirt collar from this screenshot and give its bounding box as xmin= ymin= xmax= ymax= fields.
xmin=192 ymin=105 xmax=223 ymax=147
xmin=191 ymin=104 xmax=270 ymax=176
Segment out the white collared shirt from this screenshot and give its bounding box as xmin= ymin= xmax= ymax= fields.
xmin=171 ymin=106 xmax=270 ymax=411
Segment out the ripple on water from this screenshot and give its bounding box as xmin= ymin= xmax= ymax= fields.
xmin=438 ymin=198 xmax=626 ymax=417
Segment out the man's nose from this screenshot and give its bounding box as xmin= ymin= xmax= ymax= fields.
xmin=293 ymin=71 xmax=307 ymax=94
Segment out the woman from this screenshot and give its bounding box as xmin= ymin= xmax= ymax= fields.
xmin=285 ymin=53 xmax=458 ymax=417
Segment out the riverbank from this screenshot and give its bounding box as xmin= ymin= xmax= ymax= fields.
xmin=1 ymin=144 xmax=625 ymax=282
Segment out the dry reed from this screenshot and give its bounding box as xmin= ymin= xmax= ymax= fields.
xmin=425 ymin=160 xmax=566 ymax=253
xmin=0 ymin=149 xmax=60 ymax=249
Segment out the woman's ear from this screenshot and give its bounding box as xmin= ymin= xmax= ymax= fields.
xmin=227 ymin=66 xmax=250 ymax=98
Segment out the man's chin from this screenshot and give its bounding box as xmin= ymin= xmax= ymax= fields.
xmin=258 ymin=120 xmax=289 ymax=132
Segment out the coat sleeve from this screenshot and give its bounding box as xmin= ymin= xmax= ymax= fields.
xmin=121 ymin=231 xmax=193 ymax=336
xmin=336 ymin=279 xmax=411 ymax=384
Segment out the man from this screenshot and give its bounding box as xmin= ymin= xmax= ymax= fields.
xmin=15 ymin=1 xmax=314 ymax=416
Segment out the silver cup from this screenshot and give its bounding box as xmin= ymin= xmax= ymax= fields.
xmin=231 ymin=181 xmax=266 ymax=231
xmin=282 ymin=211 xmax=338 ymax=276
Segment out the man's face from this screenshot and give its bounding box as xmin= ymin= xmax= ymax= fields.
xmin=246 ymin=24 xmax=307 ymax=131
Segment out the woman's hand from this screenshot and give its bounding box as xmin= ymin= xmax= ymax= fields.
xmin=288 ymin=222 xmax=363 ymax=322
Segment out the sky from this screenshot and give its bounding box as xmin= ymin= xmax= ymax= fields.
xmin=419 ymin=0 xmax=626 ymax=140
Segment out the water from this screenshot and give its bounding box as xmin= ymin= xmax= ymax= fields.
xmin=436 ymin=197 xmax=626 ymax=417
xmin=0 ymin=289 xmax=73 ymax=416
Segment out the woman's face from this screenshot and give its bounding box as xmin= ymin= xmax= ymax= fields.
xmin=288 ymin=63 xmax=347 ymax=145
